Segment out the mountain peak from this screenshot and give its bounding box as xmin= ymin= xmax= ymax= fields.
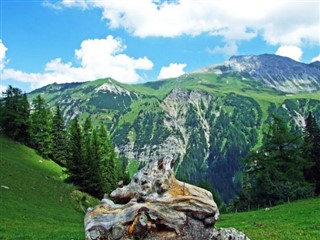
xmin=227 ymin=54 xmax=304 ymax=70
xmin=200 ymin=54 xmax=320 ymax=93
xmin=229 ymin=53 xmax=295 ymax=61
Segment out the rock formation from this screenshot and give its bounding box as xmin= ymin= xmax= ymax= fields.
xmin=84 ymin=156 xmax=250 ymax=240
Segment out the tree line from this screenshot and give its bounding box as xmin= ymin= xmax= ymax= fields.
xmin=0 ymin=86 xmax=127 ymax=198
xmin=232 ymin=114 xmax=320 ymax=211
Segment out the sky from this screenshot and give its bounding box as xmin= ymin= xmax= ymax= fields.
xmin=0 ymin=0 xmax=320 ymax=93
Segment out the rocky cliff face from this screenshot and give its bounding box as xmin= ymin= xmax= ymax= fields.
xmin=84 ymin=156 xmax=249 ymax=240
xmin=115 ymin=89 xmax=264 ymax=201
xmin=117 ymin=88 xmax=213 ymax=167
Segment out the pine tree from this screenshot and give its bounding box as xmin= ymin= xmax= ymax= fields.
xmin=240 ymin=115 xmax=313 ymax=208
xmin=263 ymin=116 xmax=305 ymax=182
xmin=80 ymin=117 xmax=95 ymax=194
xmin=51 ymin=105 xmax=68 ymax=166
xmin=88 ymin=128 xmax=104 ymax=197
xmin=98 ymin=125 xmax=118 ymax=195
xmin=0 ymin=86 xmax=30 ymax=143
xmin=82 ymin=117 xmax=93 ymax=168
xmin=30 ymin=95 xmax=52 ymax=158
xmin=17 ymin=93 xmax=30 ymax=144
xmin=67 ymin=117 xmax=84 ymax=185
xmin=304 ymin=112 xmax=320 ymax=194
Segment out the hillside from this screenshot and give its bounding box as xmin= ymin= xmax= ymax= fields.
xmin=217 ymin=198 xmax=320 ymax=240
xmin=28 ymin=54 xmax=320 ymax=201
xmin=0 ymin=136 xmax=97 ymax=239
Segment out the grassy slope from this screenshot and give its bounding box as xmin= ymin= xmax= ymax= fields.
xmin=217 ymin=198 xmax=320 ymax=240
xmin=0 ymin=136 xmax=92 ymax=240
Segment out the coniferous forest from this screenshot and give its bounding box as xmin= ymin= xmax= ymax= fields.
xmin=0 ymin=86 xmax=127 ymax=199
xmin=233 ymin=114 xmax=320 ymax=211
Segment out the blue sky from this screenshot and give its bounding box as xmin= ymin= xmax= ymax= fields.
xmin=1 ymin=0 xmax=319 ymax=92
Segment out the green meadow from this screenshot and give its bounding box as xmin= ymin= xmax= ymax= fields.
xmin=217 ymin=198 xmax=320 ymax=240
xmin=0 ymin=136 xmax=98 ymax=240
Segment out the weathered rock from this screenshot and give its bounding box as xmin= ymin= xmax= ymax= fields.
xmin=84 ymin=156 xmax=250 ymax=240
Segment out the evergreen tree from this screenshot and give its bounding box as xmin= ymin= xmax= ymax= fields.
xmin=82 ymin=117 xmax=93 ymax=168
xmin=239 ymin=115 xmax=313 ymax=208
xmin=88 ymin=128 xmax=104 ymax=197
xmin=30 ymin=95 xmax=52 ymax=158
xmin=98 ymin=125 xmax=118 ymax=195
xmin=67 ymin=117 xmax=84 ymax=185
xmin=80 ymin=117 xmax=96 ymax=194
xmin=304 ymin=112 xmax=320 ymax=194
xmin=18 ymin=93 xmax=31 ymax=144
xmin=51 ymin=105 xmax=68 ymax=166
xmin=0 ymin=86 xmax=30 ymax=143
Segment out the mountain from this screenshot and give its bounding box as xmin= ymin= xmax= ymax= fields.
xmin=29 ymin=54 xmax=320 ymax=202
xmin=196 ymin=54 xmax=320 ymax=93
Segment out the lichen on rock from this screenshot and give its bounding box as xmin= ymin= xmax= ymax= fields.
xmin=84 ymin=156 xmax=249 ymax=240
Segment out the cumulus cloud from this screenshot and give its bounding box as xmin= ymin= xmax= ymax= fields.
xmin=311 ymin=54 xmax=320 ymax=63
xmin=275 ymin=45 xmax=303 ymax=62
xmin=0 ymin=40 xmax=8 ymax=70
xmin=2 ymin=35 xmax=153 ymax=89
xmin=157 ymin=63 xmax=186 ymax=80
xmin=49 ymin=0 xmax=319 ymax=47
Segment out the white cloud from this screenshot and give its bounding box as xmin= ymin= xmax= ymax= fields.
xmin=311 ymin=54 xmax=320 ymax=63
xmin=157 ymin=63 xmax=186 ymax=80
xmin=207 ymin=42 xmax=238 ymax=56
xmin=44 ymin=0 xmax=88 ymax=9
xmin=61 ymin=0 xmax=89 ymax=9
xmin=0 ymin=40 xmax=8 ymax=70
xmin=42 ymin=1 xmax=63 ymax=10
xmin=2 ymin=35 xmax=153 ymax=89
xmin=275 ymin=45 xmax=303 ymax=62
xmin=50 ymin=0 xmax=319 ymax=47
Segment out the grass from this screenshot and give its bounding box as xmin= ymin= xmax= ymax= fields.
xmin=216 ymin=198 xmax=320 ymax=240
xmin=0 ymin=136 xmax=98 ymax=240
xmin=118 ymin=97 xmax=160 ymax=126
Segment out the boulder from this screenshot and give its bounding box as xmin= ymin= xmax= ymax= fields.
xmin=84 ymin=156 xmax=250 ymax=240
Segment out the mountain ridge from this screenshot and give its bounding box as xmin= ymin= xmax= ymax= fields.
xmin=28 ymin=53 xmax=320 ymax=201
xmin=194 ymin=54 xmax=320 ymax=93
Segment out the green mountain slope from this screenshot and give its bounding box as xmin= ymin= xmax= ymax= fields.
xmin=0 ymin=136 xmax=97 ymax=239
xmin=217 ymin=198 xmax=320 ymax=240
xmin=28 ymin=72 xmax=320 ymax=202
